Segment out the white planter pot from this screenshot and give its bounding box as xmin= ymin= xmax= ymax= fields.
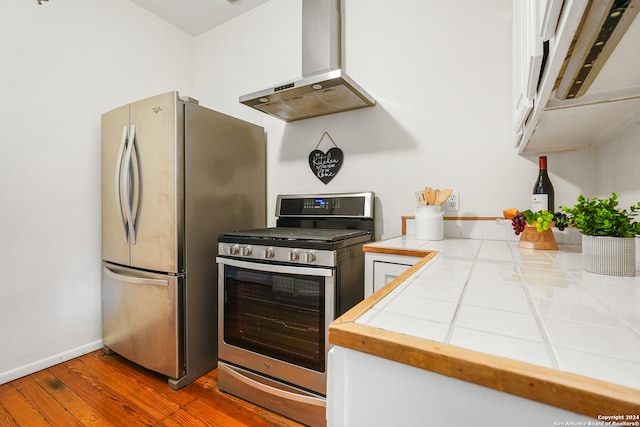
xmin=582 ymin=235 xmax=636 ymax=277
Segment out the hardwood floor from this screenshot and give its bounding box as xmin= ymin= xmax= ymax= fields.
xmin=0 ymin=350 xmax=305 ymax=426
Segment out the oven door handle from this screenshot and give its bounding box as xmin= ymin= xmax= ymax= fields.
xmin=215 ymin=257 xmax=334 ymax=277
xmin=219 ymin=363 xmax=326 ymax=409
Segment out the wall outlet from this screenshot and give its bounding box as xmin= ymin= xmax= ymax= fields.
xmin=445 ymin=191 xmax=459 ymax=211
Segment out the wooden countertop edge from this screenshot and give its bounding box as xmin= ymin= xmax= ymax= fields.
xmin=329 ymin=245 xmax=640 ymax=418
xmin=362 ymin=244 xmax=432 ymax=258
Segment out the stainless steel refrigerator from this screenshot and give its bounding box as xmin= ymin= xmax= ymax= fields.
xmin=101 ymin=91 xmax=266 ymax=389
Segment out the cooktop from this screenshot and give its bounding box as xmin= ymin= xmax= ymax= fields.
xmin=219 ymin=227 xmax=369 ymax=243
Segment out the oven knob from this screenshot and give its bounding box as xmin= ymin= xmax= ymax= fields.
xmin=263 ymin=248 xmax=275 ymax=259
xmin=240 ymin=246 xmax=252 ymax=256
xmin=304 ymin=251 xmax=316 ymax=263
xmin=229 ymin=245 xmax=240 ymax=255
xmin=288 ymin=250 xmax=299 ymax=261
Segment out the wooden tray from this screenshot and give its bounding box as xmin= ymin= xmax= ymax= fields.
xmin=518 ymin=226 xmax=558 ymax=250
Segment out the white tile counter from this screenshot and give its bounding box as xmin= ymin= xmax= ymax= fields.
xmin=329 ymin=236 xmax=640 ymax=420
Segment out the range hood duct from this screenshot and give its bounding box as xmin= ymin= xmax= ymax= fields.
xmin=556 ymin=0 xmax=640 ymax=100
xmin=239 ymin=0 xmax=375 ymax=122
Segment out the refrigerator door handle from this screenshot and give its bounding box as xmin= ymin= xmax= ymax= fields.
xmin=123 ymin=124 xmax=138 ymax=245
xmin=103 ymin=266 xmax=169 ymax=287
xmin=130 ymin=125 xmax=141 ymax=240
xmin=115 ymin=126 xmax=129 ymax=242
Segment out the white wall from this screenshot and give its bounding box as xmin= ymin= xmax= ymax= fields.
xmin=601 ymin=126 xmax=640 ymax=261
xmin=597 ymin=120 xmax=640 ymax=208
xmin=0 ymin=0 xmax=194 ymax=383
xmin=3 ymin=0 xmax=624 ymax=384
xmin=195 ymin=0 xmax=591 ymax=239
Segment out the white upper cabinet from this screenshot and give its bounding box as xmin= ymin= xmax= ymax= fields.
xmin=513 ymin=0 xmax=640 ymax=153
xmin=512 ymin=0 xmax=544 ymax=147
xmin=539 ymin=0 xmax=563 ymax=41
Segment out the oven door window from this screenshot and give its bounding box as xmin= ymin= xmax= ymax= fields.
xmin=223 ymin=265 xmax=327 ymax=372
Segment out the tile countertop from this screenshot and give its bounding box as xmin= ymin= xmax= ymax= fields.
xmin=328 ymin=236 xmax=640 ymax=418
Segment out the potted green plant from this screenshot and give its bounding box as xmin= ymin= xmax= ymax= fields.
xmin=561 ymin=193 xmax=640 ymax=277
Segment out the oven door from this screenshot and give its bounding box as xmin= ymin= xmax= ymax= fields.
xmin=216 ymin=257 xmax=335 ymax=396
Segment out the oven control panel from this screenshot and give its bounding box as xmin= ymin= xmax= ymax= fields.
xmin=276 ymin=192 xmax=374 ymax=218
xmin=218 ymin=243 xmax=336 ymax=267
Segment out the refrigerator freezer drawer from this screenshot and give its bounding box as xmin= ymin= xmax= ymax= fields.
xmin=101 ymin=262 xmax=184 ymax=379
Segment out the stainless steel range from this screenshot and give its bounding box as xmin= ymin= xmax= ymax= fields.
xmin=216 ymin=192 xmax=375 ymax=427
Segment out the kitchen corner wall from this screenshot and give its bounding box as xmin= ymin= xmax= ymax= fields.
xmin=0 ymin=0 xmax=194 ymax=383
xmin=194 ymin=0 xmax=593 ymax=240
xmin=598 ymin=121 xmax=640 ymax=206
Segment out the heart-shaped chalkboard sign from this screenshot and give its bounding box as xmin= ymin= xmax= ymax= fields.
xmin=309 ymin=147 xmax=343 ymax=184
xmin=309 ymin=132 xmax=344 ymax=184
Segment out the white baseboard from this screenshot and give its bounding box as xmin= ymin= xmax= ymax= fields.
xmin=0 ymin=340 xmax=104 ymax=385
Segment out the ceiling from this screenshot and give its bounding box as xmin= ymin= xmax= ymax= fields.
xmin=130 ymin=0 xmax=270 ymax=36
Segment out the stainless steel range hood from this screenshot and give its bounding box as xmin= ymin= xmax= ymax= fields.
xmin=239 ymin=0 xmax=375 ymax=122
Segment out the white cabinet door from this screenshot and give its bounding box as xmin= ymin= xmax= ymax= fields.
xmin=540 ymin=0 xmax=563 ymax=41
xmin=365 ymin=253 xmax=423 ymax=296
xmin=512 ymin=0 xmax=544 ymax=147
xmin=372 ymin=261 xmax=412 ymax=293
xmin=328 ymin=346 xmax=597 ymax=427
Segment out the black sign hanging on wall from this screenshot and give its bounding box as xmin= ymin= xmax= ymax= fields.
xmin=308 ymin=132 xmax=343 ymax=185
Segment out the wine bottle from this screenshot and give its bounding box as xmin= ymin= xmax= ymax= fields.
xmin=532 ymin=155 xmax=554 ymax=212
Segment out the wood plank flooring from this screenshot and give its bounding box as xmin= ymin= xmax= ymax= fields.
xmin=0 ymin=350 xmax=305 ymax=426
